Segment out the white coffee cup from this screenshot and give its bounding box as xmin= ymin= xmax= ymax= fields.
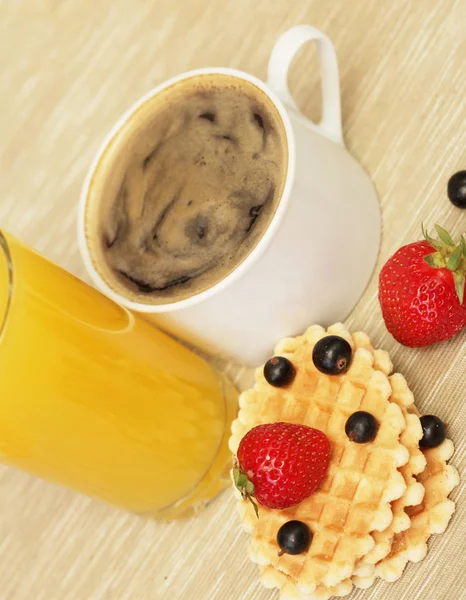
xmin=78 ymin=25 xmax=380 ymax=366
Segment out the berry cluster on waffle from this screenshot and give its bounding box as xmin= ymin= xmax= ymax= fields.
xmin=229 ymin=324 xmax=459 ymax=599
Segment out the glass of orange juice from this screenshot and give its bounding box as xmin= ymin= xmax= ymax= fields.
xmin=0 ymin=230 xmax=238 ymax=520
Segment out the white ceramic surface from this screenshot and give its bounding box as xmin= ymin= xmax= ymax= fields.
xmin=79 ymin=25 xmax=381 ymax=365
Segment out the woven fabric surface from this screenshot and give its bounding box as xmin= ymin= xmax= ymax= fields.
xmin=0 ymin=1 xmax=464 ymax=599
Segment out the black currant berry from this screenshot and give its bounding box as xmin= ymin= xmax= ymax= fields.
xmin=419 ymin=415 xmax=446 ymax=449
xmin=345 ymin=411 xmax=379 ymax=443
xmin=264 ymin=356 xmax=295 ymax=387
xmin=312 ymin=335 xmax=352 ymax=375
xmin=447 ymin=171 xmax=466 ymax=209
xmin=277 ymin=520 xmax=312 ymax=555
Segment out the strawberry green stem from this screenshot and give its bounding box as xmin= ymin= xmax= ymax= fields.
xmin=233 ymin=466 xmax=259 ymax=518
xmin=422 ymin=224 xmax=466 ymax=304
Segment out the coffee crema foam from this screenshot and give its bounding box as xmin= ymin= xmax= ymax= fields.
xmin=86 ymin=74 xmax=288 ymax=304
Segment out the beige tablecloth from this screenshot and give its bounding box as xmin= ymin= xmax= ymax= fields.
xmin=0 ymin=1 xmax=465 ymax=599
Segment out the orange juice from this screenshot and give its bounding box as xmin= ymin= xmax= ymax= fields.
xmin=0 ymin=231 xmax=237 ymax=519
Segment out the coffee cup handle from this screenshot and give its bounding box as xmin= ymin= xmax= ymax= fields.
xmin=267 ymin=25 xmax=344 ymax=146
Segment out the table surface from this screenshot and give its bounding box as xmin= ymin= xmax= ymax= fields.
xmin=1 ymin=1 xmax=465 ymax=599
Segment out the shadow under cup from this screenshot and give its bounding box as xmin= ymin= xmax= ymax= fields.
xmin=0 ymin=230 xmax=238 ymax=520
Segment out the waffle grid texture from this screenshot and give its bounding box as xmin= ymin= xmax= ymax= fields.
xmin=229 ymin=324 xmax=459 ymax=599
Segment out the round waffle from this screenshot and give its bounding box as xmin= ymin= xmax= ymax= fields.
xmin=374 ymin=405 xmax=459 ymax=582
xmin=229 ymin=324 xmax=409 ymax=596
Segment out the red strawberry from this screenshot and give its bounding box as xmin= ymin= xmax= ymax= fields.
xmin=233 ymin=422 xmax=330 ymax=515
xmin=379 ymin=225 xmax=466 ymax=347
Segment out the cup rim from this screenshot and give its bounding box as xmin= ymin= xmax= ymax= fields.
xmin=78 ymin=66 xmax=296 ymax=313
